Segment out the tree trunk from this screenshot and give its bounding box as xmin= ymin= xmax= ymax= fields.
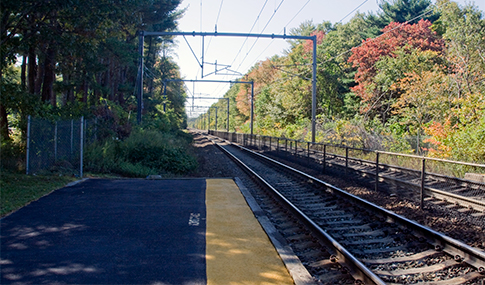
xmin=118 ymin=67 xmax=126 ymax=106
xmin=0 ymin=67 xmax=8 ymax=140
xmin=41 ymin=44 xmax=57 ymax=106
xmin=80 ymin=71 xmax=88 ymax=103
xmin=21 ymin=55 xmax=27 ymax=90
xmin=0 ymin=103 xmax=8 ymax=140
xmin=35 ymin=51 xmax=45 ymax=95
xmin=28 ymin=46 xmax=37 ymax=94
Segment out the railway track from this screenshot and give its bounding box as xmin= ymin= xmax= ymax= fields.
xmin=211 ymin=131 xmax=485 ymax=225
xmin=205 ymin=133 xmax=485 ymax=285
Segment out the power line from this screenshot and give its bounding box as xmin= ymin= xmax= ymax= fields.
xmin=204 ymin=0 xmax=224 ymax=58
xmin=208 ymin=0 xmax=271 ymax=98
xmin=239 ymin=0 xmax=311 ymax=72
xmin=336 ymin=0 xmax=369 ymax=24
xmin=234 ymin=0 xmax=286 ymax=71
xmin=229 ymin=0 xmax=270 ymax=68
xmin=283 ymin=0 xmax=311 ymax=29
xmin=244 ymin=0 xmax=367 ymax=73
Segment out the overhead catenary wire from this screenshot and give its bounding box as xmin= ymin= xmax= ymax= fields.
xmin=228 ymin=0 xmax=270 ymax=68
xmin=241 ymin=0 xmax=366 ymax=70
xmin=265 ymin=5 xmax=435 ymax=82
xmin=234 ymin=0 xmax=286 ymax=72
xmin=205 ymin=0 xmax=271 ymax=97
xmin=238 ymin=0 xmax=365 ymax=76
xmin=204 ymin=0 xmax=224 ymax=57
xmin=208 ymin=0 xmax=311 ymax=97
xmin=336 ymin=0 xmax=369 ymax=24
xmin=237 ymin=0 xmax=312 ymax=74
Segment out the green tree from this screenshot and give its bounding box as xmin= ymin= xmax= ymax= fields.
xmin=377 ymin=0 xmax=435 ymax=23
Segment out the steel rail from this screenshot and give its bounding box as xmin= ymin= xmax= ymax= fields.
xmin=225 ymin=140 xmax=485 ymax=274
xmin=210 ymin=138 xmax=386 ymax=285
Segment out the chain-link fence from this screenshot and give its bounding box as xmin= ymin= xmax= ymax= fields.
xmin=26 ymin=116 xmax=84 ymax=176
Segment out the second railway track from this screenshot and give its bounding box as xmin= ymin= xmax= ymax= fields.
xmin=203 ymin=133 xmax=485 ymax=285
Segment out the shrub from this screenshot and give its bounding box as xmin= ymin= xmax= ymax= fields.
xmin=84 ymin=128 xmax=198 ymax=177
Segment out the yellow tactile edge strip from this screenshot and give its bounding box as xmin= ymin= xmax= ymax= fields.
xmin=233 ymin=177 xmax=316 ymax=285
xmin=206 ymin=178 xmax=295 ymax=285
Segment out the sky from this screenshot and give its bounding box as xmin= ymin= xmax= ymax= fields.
xmin=169 ymin=0 xmax=485 ymax=118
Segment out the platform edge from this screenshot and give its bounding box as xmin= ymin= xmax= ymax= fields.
xmin=233 ymin=177 xmax=317 ymax=285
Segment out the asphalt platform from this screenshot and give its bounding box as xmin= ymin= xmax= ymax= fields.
xmin=1 ymin=178 xmax=296 ymax=284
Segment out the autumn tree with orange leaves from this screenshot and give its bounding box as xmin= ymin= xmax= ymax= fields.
xmin=348 ymin=19 xmax=444 ymax=122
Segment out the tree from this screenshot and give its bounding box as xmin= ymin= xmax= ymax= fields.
xmin=377 ymin=0 xmax=434 ymax=23
xmin=422 ymin=0 xmax=485 ymax=162
xmin=348 ymin=19 xmax=444 ymax=121
xmin=1 ymin=0 xmax=186 ymax=141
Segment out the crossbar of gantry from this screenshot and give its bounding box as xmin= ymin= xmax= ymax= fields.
xmin=163 ymin=79 xmax=254 ymax=134
xmin=138 ymin=31 xmax=317 ymax=142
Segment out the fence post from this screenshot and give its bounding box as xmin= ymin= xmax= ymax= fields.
xmin=54 ymin=121 xmax=58 ymax=161
xmin=70 ymin=119 xmax=74 ymax=157
xmin=345 ymin=146 xmax=349 ymax=174
xmin=269 ymin=136 xmax=272 ymax=151
xmin=322 ymin=144 xmax=326 ymax=173
xmin=277 ymin=138 xmax=279 ymax=152
xmin=26 ymin=115 xmax=31 ymax=174
xmin=80 ymin=116 xmax=84 ymax=177
xmin=307 ymin=142 xmax=310 ymax=165
xmin=375 ymin=152 xmax=379 ymax=193
xmin=285 ymin=139 xmax=288 ymax=153
xmin=420 ymin=158 xmax=426 ymax=209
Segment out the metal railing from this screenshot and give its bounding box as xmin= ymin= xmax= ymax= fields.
xmin=209 ymin=130 xmax=485 ymax=223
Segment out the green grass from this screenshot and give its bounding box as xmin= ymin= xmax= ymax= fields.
xmin=0 ymin=171 xmax=77 ymax=217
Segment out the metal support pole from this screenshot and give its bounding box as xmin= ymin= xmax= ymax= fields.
xmin=311 ymin=35 xmax=317 ymax=143
xmin=208 ymin=108 xmax=210 ymax=132
xmin=250 ymin=81 xmax=254 ymax=136
xmin=215 ymin=107 xmax=218 ymax=131
xmin=375 ymin=152 xmax=379 ymax=193
xmin=26 ymin=115 xmax=31 ymax=175
xmin=70 ymin=119 xmax=74 ymax=157
xmin=137 ymin=31 xmax=144 ymax=124
xmin=323 ymin=144 xmax=326 ymax=173
xmin=163 ymin=82 xmax=167 ymax=112
xmin=80 ymin=116 xmax=84 ymax=178
xmin=420 ymin=158 xmax=426 ymax=209
xmin=54 ymin=121 xmax=58 ymax=161
xmin=307 ymin=142 xmax=310 ymax=165
xmin=345 ymin=147 xmax=349 ymax=174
